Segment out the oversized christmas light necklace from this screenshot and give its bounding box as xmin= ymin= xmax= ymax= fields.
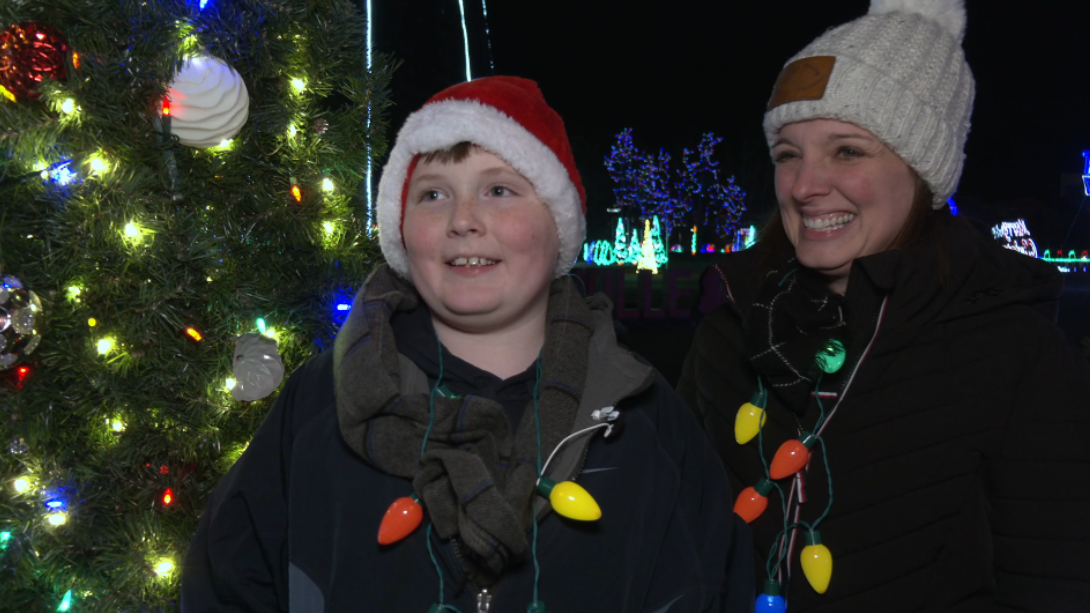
xmin=375 ymin=339 xmax=611 ymax=611
xmin=741 ymin=339 xmax=845 ymax=611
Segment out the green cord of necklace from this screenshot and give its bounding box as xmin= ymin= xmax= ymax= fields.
xmin=531 ymin=353 xmax=544 ymax=605
xmin=423 ymin=336 xmax=463 ymax=612
xmin=421 ymin=335 xmax=446 ymax=458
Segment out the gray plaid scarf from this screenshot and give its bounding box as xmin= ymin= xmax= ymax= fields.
xmin=333 ymin=265 xmax=592 ymax=577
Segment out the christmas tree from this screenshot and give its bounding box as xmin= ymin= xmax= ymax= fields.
xmin=0 ymin=1 xmax=394 ymax=611
xmin=636 ymin=219 xmax=659 ymax=275
xmin=613 ymin=218 xmax=628 ymax=264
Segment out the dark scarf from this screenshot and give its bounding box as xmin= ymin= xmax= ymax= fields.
xmin=743 ymin=258 xmax=848 ymax=413
xmin=333 ymin=265 xmax=591 ymax=577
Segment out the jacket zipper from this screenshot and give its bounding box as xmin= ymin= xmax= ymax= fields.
xmin=476 ymin=587 xmax=493 ymax=613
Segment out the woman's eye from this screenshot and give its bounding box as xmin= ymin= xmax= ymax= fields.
xmin=773 ymin=151 xmax=798 ymax=163
xmin=837 ymin=146 xmax=863 ymax=158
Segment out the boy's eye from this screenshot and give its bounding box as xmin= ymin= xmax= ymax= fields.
xmin=421 ymin=189 xmax=443 ymax=201
xmin=489 ymin=186 xmax=511 ymax=197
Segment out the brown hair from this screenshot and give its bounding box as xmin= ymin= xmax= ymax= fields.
xmin=419 ymin=141 xmax=479 ymax=165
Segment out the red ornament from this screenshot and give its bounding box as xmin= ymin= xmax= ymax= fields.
xmin=377 ymin=495 xmax=423 ymax=545
xmin=0 ymin=22 xmax=69 ymax=102
xmin=734 ymin=478 xmax=774 ymax=524
xmin=769 ymin=432 xmax=818 ymax=480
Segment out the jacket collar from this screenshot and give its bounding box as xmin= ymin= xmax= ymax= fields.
xmin=334 ymin=265 xmax=655 ymax=481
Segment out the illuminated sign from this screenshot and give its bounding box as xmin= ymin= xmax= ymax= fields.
xmin=1084 ymin=151 xmax=1090 ymax=197
xmin=990 ymin=219 xmax=1038 ymax=258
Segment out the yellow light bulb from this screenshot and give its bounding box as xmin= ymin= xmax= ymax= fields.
xmin=61 ymin=98 xmax=76 ymax=113
xmin=88 ymin=318 xmax=97 ymax=327
xmin=537 ymin=478 xmax=601 ymax=521
xmin=323 ymin=221 xmax=335 ymax=235
xmin=124 ymin=222 xmax=139 ymax=237
xmin=47 ymin=512 xmax=67 ymax=526
xmin=89 ymin=157 xmax=107 ymax=173
xmin=287 ymin=124 xmax=298 ymax=137
xmin=96 ymin=338 xmax=114 ymax=355
xmin=13 ymin=478 xmax=31 ymax=493
xmin=66 ymin=286 xmax=82 ymax=302
xmin=322 ymin=177 xmax=334 ymax=192
xmin=218 ymin=139 xmax=232 ymax=148
xmin=154 ymin=560 xmax=174 ymax=576
xmin=291 ymin=78 xmax=306 ymax=93
xmin=800 ymin=531 xmax=833 ymax=594
xmin=734 ymin=401 xmax=767 ymax=444
xmin=110 ymin=419 xmax=125 ymax=432
xmin=225 ymin=377 xmax=236 ymax=391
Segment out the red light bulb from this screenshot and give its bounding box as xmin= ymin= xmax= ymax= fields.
xmin=162 ymin=97 xmax=171 ymax=116
xmin=734 ymin=478 xmax=774 ymax=523
xmin=769 ymin=432 xmax=818 ymax=480
xmin=378 ymin=494 xmax=423 ymax=545
xmin=162 ymin=488 xmax=173 ymax=505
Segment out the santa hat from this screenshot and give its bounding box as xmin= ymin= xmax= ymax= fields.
xmin=377 ymin=76 xmax=586 ymax=281
xmin=763 ymin=0 xmax=975 ymax=208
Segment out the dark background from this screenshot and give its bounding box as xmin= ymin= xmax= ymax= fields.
xmin=374 ymin=0 xmax=1090 ymax=248
xmin=370 ymin=0 xmax=1090 ymax=380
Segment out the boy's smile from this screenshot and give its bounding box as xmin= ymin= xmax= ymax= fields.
xmin=402 ymin=148 xmax=559 ymax=337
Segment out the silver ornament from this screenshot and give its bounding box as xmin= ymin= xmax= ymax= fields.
xmin=9 ymin=437 xmax=28 ymax=454
xmin=231 ymin=333 xmax=285 ymax=401
xmin=0 ymin=274 xmax=44 ymax=372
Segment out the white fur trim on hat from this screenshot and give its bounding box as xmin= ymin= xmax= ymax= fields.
xmin=377 ymin=99 xmax=585 ymax=282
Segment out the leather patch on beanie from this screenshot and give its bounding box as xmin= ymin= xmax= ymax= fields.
xmin=767 ymin=56 xmax=836 ymax=111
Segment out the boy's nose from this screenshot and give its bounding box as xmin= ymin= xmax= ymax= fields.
xmin=448 ymin=194 xmax=483 ymax=236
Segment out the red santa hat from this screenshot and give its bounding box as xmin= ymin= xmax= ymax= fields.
xmin=376 ymin=76 xmax=587 ymax=281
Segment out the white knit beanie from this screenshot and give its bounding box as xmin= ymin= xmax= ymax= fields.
xmin=763 ymin=0 xmax=975 ymax=208
xmin=376 ymin=76 xmax=586 ymax=282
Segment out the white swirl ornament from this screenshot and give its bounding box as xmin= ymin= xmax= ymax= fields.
xmin=231 ymin=333 xmax=285 ymax=402
xmin=167 ymin=56 xmax=249 ymax=148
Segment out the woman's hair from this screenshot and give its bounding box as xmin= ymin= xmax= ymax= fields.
xmin=754 ymin=169 xmax=957 ymax=286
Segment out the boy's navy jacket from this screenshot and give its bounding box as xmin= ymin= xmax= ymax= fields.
xmin=181 ymin=279 xmax=754 ymax=612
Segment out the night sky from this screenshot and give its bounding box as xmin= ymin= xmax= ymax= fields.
xmin=379 ymin=0 xmax=1090 ymax=247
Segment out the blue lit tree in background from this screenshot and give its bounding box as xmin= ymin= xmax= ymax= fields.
xmin=604 ymin=128 xmax=746 ymax=250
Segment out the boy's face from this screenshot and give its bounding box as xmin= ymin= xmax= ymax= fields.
xmin=403 ymin=148 xmax=559 ymax=334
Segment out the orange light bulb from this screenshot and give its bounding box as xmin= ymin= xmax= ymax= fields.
xmin=377 ymin=494 xmax=423 ymax=545
xmin=769 ymin=432 xmax=817 ymax=480
xmin=733 ymin=478 xmax=774 ymax=523
xmin=291 ymin=185 xmax=302 ymax=202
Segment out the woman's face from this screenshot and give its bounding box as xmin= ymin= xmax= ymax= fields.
xmin=772 ymin=119 xmax=916 ymax=293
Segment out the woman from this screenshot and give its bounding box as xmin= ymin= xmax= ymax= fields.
xmin=678 ymin=1 xmax=1090 ymax=611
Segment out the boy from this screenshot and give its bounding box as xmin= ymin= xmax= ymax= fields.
xmin=181 ymin=76 xmax=752 ymax=612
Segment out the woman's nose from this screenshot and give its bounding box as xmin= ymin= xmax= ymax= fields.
xmin=791 ymin=156 xmax=832 ymax=203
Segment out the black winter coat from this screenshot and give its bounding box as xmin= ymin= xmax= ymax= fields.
xmin=678 ymin=223 xmax=1090 ymax=612
xmin=181 ymin=286 xmax=754 ymax=612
